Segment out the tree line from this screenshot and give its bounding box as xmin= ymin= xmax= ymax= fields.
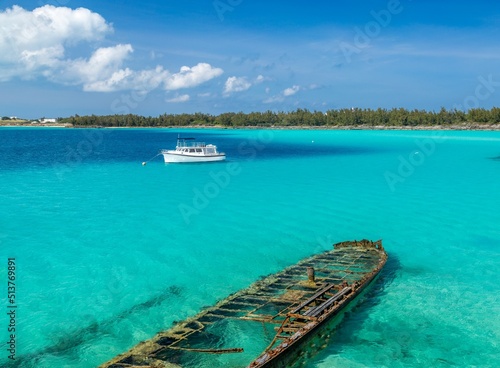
xmin=59 ymin=107 xmax=500 ymax=127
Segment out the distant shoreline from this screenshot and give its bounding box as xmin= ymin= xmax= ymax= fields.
xmin=0 ymin=124 xmax=68 ymax=128
xmin=1 ymin=123 xmax=499 ymax=131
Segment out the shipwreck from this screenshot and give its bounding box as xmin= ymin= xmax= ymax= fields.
xmin=101 ymin=239 xmax=387 ymax=368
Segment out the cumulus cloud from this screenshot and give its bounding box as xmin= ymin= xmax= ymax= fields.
xmin=224 ymin=76 xmax=252 ymax=95
xmin=264 ymin=84 xmax=301 ymax=103
xmin=0 ymin=5 xmax=223 ymax=92
xmin=80 ymin=62 xmax=222 ymax=93
xmin=283 ymin=85 xmax=300 ymax=96
xmin=57 ymin=44 xmax=135 ymax=88
xmin=0 ymin=5 xmax=110 ymax=51
xmin=223 ymin=74 xmax=269 ymax=95
xmin=0 ymin=5 xmax=110 ymax=80
xmin=198 ymin=92 xmax=213 ymax=97
xmin=308 ymin=83 xmax=322 ymax=90
xmin=167 ymin=94 xmax=190 ymax=103
xmin=263 ymin=95 xmax=284 ymax=104
xmin=256 ymin=75 xmax=265 ymax=83
xmin=20 ymin=45 xmax=65 ymax=71
xmin=165 ymin=63 xmax=223 ymax=90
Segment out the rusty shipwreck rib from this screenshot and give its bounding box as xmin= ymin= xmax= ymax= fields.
xmin=100 ymin=239 xmax=387 ymax=368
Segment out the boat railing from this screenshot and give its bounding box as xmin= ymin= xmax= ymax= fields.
xmin=176 ymin=140 xmax=207 ymax=148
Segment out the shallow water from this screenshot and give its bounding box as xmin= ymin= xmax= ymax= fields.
xmin=0 ymin=128 xmax=498 ymax=367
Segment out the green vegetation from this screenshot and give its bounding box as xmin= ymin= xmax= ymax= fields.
xmin=55 ymin=107 xmax=500 ymax=128
xmin=0 ymin=118 xmax=28 ymax=124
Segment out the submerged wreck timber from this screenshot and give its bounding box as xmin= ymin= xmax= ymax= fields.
xmin=101 ymin=239 xmax=387 ymax=368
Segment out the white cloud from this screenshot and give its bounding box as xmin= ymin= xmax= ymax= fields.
xmin=308 ymin=83 xmax=321 ymax=90
xmin=20 ymin=45 xmax=65 ymax=71
xmin=0 ymin=5 xmax=111 ymax=81
xmin=264 ymin=84 xmax=301 ymax=103
xmin=255 ymin=75 xmax=272 ymax=84
xmin=126 ymin=65 xmax=171 ymax=91
xmin=165 ymin=63 xmax=223 ymax=90
xmin=167 ymin=94 xmax=190 ymax=103
xmin=0 ymin=6 xmax=223 ymax=92
xmin=59 ymin=44 xmax=134 ymax=88
xmin=198 ymin=92 xmax=213 ymax=97
xmin=283 ymin=85 xmax=300 ymax=96
xmin=263 ymin=95 xmax=284 ymax=104
xmin=223 ymin=74 xmax=269 ymax=96
xmin=81 ymin=62 xmax=223 ymax=93
xmin=81 ymin=61 xmax=222 ymax=93
xmin=82 ymin=67 xmax=134 ymax=92
xmin=224 ymin=76 xmax=252 ymax=95
xmin=0 ymin=5 xmax=110 ymax=52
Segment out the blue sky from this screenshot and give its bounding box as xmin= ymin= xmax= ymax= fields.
xmin=1 ymin=0 xmax=500 ymax=118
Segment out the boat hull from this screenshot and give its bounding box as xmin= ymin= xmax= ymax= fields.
xmin=249 ymin=260 xmax=383 ymax=368
xmin=99 ymin=239 xmax=387 ymax=368
xmin=162 ymin=152 xmax=226 ymax=163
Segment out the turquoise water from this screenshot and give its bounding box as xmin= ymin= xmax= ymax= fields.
xmin=0 ymin=128 xmax=498 ymax=367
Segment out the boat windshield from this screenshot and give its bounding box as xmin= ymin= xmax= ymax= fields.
xmin=176 ymin=138 xmax=206 ymax=148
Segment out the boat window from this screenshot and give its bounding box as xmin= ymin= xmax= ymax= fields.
xmin=189 ymin=149 xmax=195 ymax=153
xmin=196 ymin=149 xmax=202 ymax=153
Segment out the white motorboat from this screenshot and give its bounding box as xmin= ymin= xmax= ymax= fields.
xmin=161 ymin=137 xmax=226 ymax=163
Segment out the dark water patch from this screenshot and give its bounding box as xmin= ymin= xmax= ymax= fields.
xmin=225 ymin=139 xmax=386 ymax=162
xmin=470 ymin=235 xmax=500 ymax=251
xmin=5 ymin=285 xmax=183 ymax=368
xmin=0 ymin=128 xmax=113 ymax=171
xmin=400 ymin=264 xmax=430 ymax=277
xmin=371 ymin=252 xmax=401 ymax=292
xmin=489 ymin=155 xmax=500 ymax=161
xmin=0 ymin=128 xmax=389 ymax=172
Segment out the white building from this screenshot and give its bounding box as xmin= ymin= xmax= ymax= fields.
xmin=40 ymin=118 xmax=57 ymax=124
